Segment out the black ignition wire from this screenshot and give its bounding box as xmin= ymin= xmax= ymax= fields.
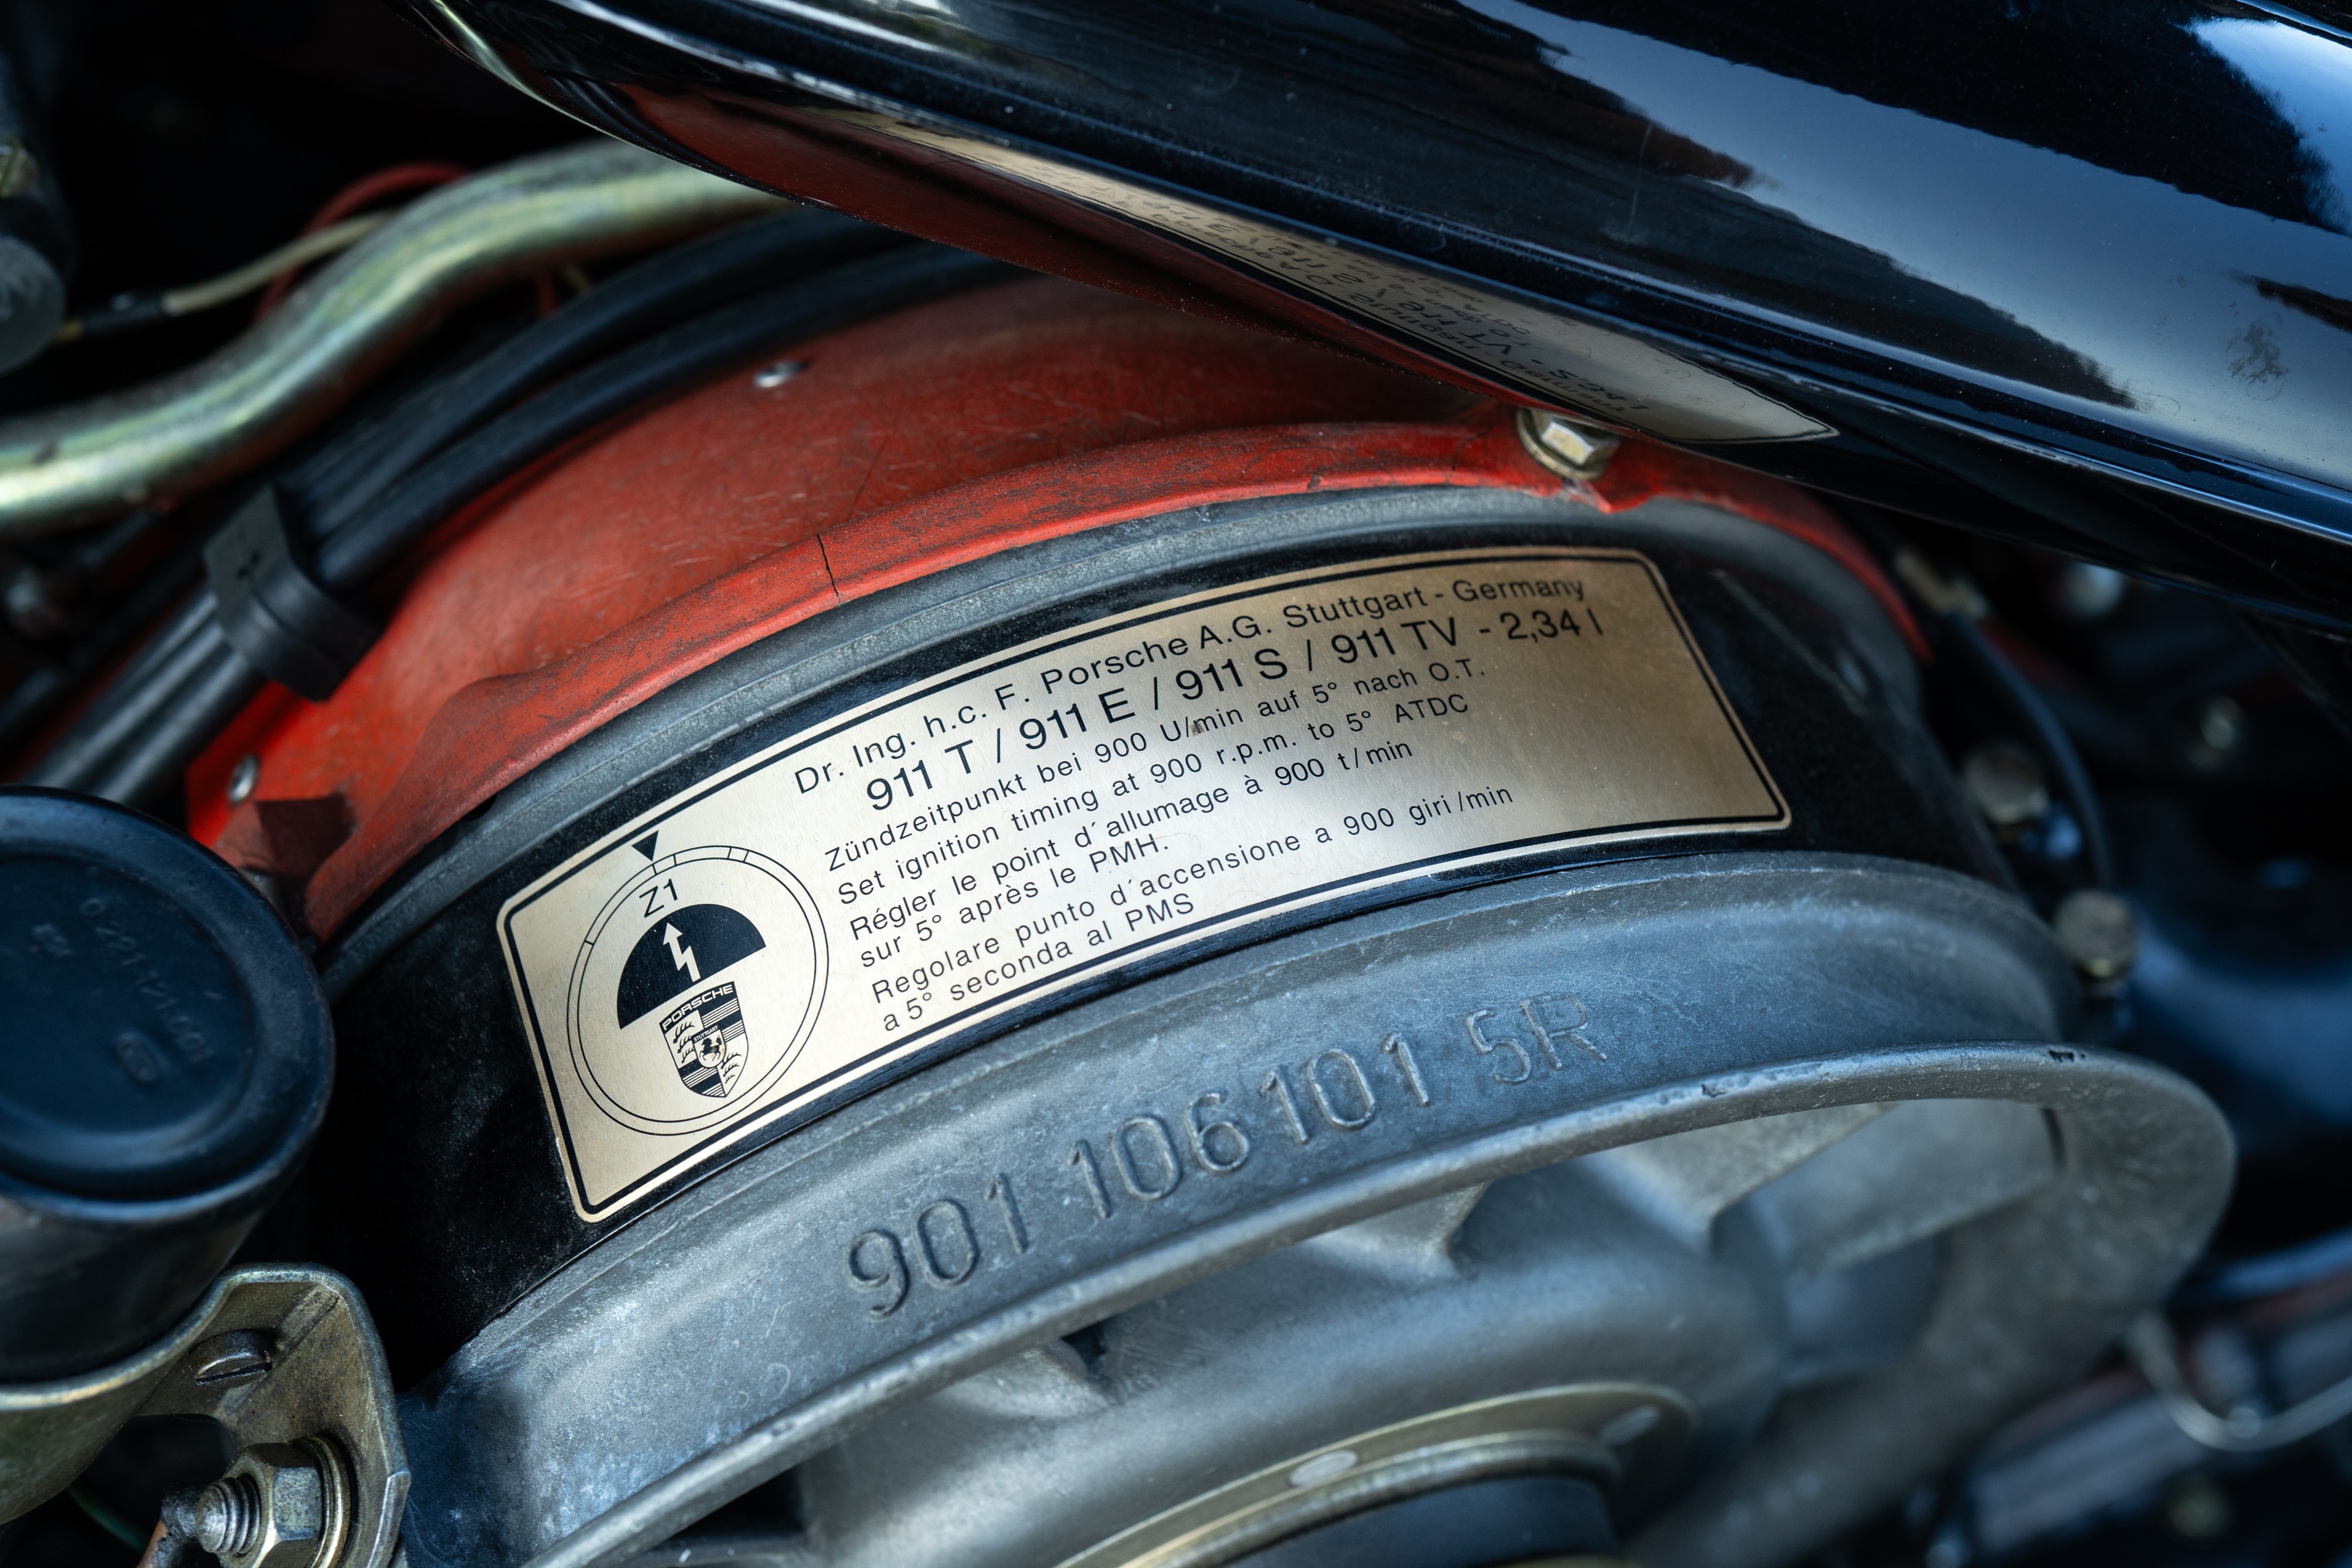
xmin=29 ymin=238 xmax=1017 ymax=808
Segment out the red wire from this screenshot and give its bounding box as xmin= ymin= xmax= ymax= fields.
xmin=253 ymin=161 xmax=472 ymax=321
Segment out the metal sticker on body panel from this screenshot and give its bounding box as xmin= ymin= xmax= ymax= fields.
xmin=500 ymin=549 xmax=1788 ymax=1220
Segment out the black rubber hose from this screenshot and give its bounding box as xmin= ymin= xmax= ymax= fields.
xmin=81 ymin=651 xmax=260 ymax=807
xmin=13 ymin=591 xmax=214 ymax=784
xmin=1946 ymin=613 xmax=2117 ymax=888
xmin=289 ymin=210 xmax=909 ymax=537
xmin=86 ymin=587 xmax=213 ymax=700
xmin=9 ymin=579 xmax=213 ymax=757
xmin=317 ymin=246 xmax=1015 ymax=587
xmin=21 ymin=613 xmax=230 ymax=790
xmin=0 ymin=553 xmax=204 ymax=759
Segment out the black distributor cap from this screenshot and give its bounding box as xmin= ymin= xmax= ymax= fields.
xmin=0 ymin=787 xmax=330 ymax=1207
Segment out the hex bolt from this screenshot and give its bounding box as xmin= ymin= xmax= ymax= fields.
xmin=2053 ymin=890 xmax=2138 ymax=990
xmin=1514 ymin=407 xmax=1621 ymax=480
xmin=1961 ymin=741 xmax=2049 ymax=838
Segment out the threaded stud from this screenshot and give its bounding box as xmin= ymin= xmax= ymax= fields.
xmin=196 ymin=1473 xmax=262 ymax=1557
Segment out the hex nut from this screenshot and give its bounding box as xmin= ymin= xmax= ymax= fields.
xmin=196 ymin=1439 xmax=351 ymax=1568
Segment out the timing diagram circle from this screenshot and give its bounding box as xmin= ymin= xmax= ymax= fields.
xmin=566 ymin=845 xmax=827 ymax=1136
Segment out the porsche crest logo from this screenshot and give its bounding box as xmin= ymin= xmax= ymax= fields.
xmin=616 ymin=902 xmax=769 ymax=1100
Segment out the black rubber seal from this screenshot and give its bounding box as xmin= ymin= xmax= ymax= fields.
xmin=0 ymin=787 xmax=333 ymax=1378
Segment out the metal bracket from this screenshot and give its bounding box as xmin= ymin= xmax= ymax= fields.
xmin=0 ymin=1266 xmax=408 ymax=1568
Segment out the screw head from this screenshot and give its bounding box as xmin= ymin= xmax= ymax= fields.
xmin=188 ymin=1328 xmax=274 ymax=1385
xmin=1515 ymin=407 xmax=1621 ymax=480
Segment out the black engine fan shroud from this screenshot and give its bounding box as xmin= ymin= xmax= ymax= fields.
xmin=299 ymin=487 xmax=1987 ymax=1373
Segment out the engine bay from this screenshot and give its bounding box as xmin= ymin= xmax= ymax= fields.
xmin=5 ymin=5 xmax=2352 ymax=1568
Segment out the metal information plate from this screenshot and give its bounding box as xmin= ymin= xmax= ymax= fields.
xmin=501 ymin=549 xmax=1786 ymax=1219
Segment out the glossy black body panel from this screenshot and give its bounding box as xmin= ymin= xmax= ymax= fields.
xmin=410 ymin=0 xmax=2352 ymax=629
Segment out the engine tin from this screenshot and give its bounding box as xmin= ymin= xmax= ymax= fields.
xmin=199 ymin=278 xmax=2229 ymax=1568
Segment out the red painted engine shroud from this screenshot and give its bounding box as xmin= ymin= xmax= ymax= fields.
xmin=186 ymin=276 xmax=1913 ymax=942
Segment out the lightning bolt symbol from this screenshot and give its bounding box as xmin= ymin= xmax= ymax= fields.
xmin=662 ymin=922 xmax=700 ymax=983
